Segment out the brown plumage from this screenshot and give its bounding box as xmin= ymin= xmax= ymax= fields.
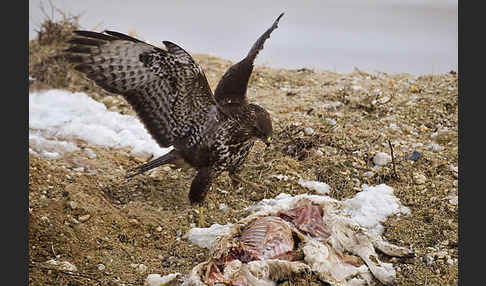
xmin=65 ymin=13 xmax=283 ymax=207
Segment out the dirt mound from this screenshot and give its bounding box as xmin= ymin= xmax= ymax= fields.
xmin=29 ymin=16 xmax=458 ymax=286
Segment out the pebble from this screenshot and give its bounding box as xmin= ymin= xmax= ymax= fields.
xmin=46 ymin=259 xmax=78 ymax=272
xmin=430 ymin=128 xmax=455 ymax=143
xmin=129 ymin=218 xmax=139 ymax=225
xmin=67 ymin=201 xmax=77 ymax=210
xmin=363 ymin=171 xmax=375 ymax=178
xmin=321 ymin=101 xmax=343 ymax=111
xmin=138 ymin=264 xmax=148 ymax=273
xmin=448 ymin=195 xmax=458 ymax=205
xmin=219 ymin=203 xmax=229 ymax=213
xmin=424 ymin=254 xmax=434 ymax=266
xmin=388 ymin=123 xmax=399 ymax=131
xmin=373 ymin=152 xmax=391 ymax=166
xmin=426 ymin=143 xmax=444 ymax=152
xmin=303 ymin=127 xmax=314 ymax=136
xmin=83 ymin=148 xmax=97 ymax=158
xmin=97 ymin=263 xmax=106 ymax=271
xmin=155 ymin=226 xmax=163 ymax=232
xmin=67 ymin=215 xmax=79 ymax=224
xmin=450 ymin=165 xmax=458 ymax=178
xmin=78 ymin=214 xmax=91 ymax=223
xmin=161 ymin=166 xmax=171 ymax=172
xmin=325 ymin=118 xmax=337 ymax=126
xmin=413 ymin=173 xmax=427 ymax=185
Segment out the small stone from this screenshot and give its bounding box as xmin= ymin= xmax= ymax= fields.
xmin=145 ymin=233 xmax=152 ymax=238
xmin=67 ymin=201 xmax=78 ymax=210
xmin=388 ymin=123 xmax=399 ymax=131
xmin=67 ymin=215 xmax=79 ymax=224
xmin=413 ymin=173 xmax=427 ymax=185
xmin=448 ymin=195 xmax=458 ymax=205
xmin=129 ymin=218 xmax=139 ymax=225
xmin=78 ymin=214 xmax=91 ymax=223
xmin=373 ymin=152 xmax=391 ymax=166
xmin=363 ymin=171 xmax=375 ymax=178
xmin=291 ymin=122 xmax=302 ymax=127
xmin=46 ymin=260 xmax=78 ymax=272
xmin=138 ymin=264 xmax=148 ymax=273
xmin=426 ymin=143 xmax=444 ymax=152
xmin=97 ymin=264 xmax=106 ymax=271
xmin=303 ymin=127 xmax=314 ymax=135
xmin=424 ymin=254 xmax=434 ymax=266
xmin=84 ymin=148 xmax=97 ymax=158
xmin=325 ymin=118 xmax=337 ymax=126
xmin=450 ymin=165 xmax=458 ymax=178
xmin=219 ymin=203 xmax=229 ymax=213
xmin=161 ymin=166 xmax=171 ymax=172
xmin=155 ymin=226 xmax=163 ymax=232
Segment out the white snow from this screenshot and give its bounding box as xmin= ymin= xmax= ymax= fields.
xmin=29 ymin=89 xmax=171 ymax=159
xmin=343 ymin=184 xmax=410 ymax=235
xmin=144 ymin=273 xmax=181 ymax=286
xmin=184 ymin=223 xmax=233 ymax=249
xmin=298 ymin=178 xmax=330 ymax=194
xmin=185 ymin=183 xmax=410 ymax=253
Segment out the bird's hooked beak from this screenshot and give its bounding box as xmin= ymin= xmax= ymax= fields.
xmin=265 ymin=136 xmax=272 ymax=147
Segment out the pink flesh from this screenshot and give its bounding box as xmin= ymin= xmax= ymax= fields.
xmin=238 ymin=216 xmax=294 ymax=261
xmin=277 ymin=199 xmax=331 ymax=240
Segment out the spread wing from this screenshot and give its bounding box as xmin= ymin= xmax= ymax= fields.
xmin=65 ymin=30 xmax=217 ymax=148
xmin=213 ymin=13 xmax=284 ymax=106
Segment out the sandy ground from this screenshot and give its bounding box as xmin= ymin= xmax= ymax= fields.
xmin=29 ymin=18 xmax=458 ymax=286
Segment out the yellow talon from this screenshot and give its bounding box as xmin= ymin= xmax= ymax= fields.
xmin=199 ymin=205 xmax=205 ymax=227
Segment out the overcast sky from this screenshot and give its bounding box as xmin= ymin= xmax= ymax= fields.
xmin=29 ymin=0 xmax=457 ymax=75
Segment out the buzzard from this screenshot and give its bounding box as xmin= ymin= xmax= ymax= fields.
xmin=66 ymin=13 xmax=284 ymax=225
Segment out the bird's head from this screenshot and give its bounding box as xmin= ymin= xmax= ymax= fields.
xmin=249 ymin=104 xmax=273 ymax=147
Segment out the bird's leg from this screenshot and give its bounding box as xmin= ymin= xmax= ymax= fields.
xmin=198 ymin=204 xmax=205 ymax=228
xmin=190 ymin=167 xmax=220 ymax=228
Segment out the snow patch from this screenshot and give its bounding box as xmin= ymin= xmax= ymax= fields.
xmin=29 ymin=90 xmax=171 ymax=158
xmin=298 ymin=178 xmax=330 ymax=194
xmin=343 ymin=184 xmax=410 ymax=235
xmin=184 ymin=224 xmax=233 ymax=249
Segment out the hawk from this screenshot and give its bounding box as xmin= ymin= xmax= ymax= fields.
xmin=66 ymin=13 xmax=284 ymax=225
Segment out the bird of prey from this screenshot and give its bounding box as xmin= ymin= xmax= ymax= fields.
xmin=65 ymin=13 xmax=284 ymax=226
